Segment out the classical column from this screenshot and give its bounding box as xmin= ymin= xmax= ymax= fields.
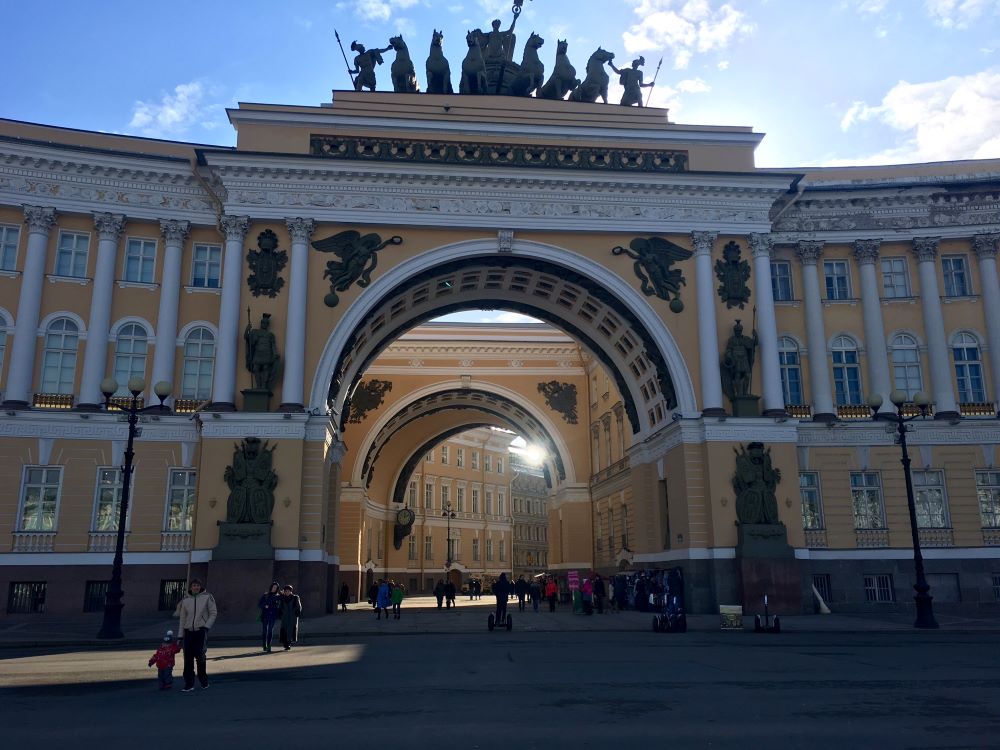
xmin=796 ymin=241 xmax=836 ymax=421
xmin=748 ymin=233 xmax=786 ymax=416
xmin=280 ymin=217 xmax=315 ymax=411
xmin=209 ymin=215 xmax=249 ymax=410
xmin=974 ymin=234 xmax=1000 ymax=410
xmin=691 ymin=231 xmax=724 ymax=416
xmin=3 ymin=206 xmax=56 ymax=407
xmin=853 ymin=240 xmax=893 ymax=414
xmin=913 ymin=237 xmax=960 ymax=419
xmin=78 ymin=213 xmax=126 ymax=408
xmin=150 ymin=220 xmax=189 ymax=404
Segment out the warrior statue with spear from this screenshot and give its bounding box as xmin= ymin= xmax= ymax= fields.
xmin=608 ymin=55 xmax=661 ymax=107
xmin=335 ymin=30 xmax=391 ymax=91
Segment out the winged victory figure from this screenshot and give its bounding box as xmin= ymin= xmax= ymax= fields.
xmin=311 ymin=230 xmax=403 ymax=307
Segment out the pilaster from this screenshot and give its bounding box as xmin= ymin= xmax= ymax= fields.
xmin=795 ymin=241 xmax=835 ymax=421
xmin=748 ymin=233 xmax=785 ymax=416
xmin=280 ymin=217 xmax=315 ymax=411
xmin=691 ymin=231 xmax=724 ymax=416
xmin=209 ymin=215 xmax=250 ymax=410
xmin=853 ymin=239 xmax=893 ymax=414
xmin=973 ymin=234 xmax=1000 ymax=412
xmin=912 ymin=237 xmax=960 ymax=419
xmin=151 ymin=219 xmax=190 ymax=404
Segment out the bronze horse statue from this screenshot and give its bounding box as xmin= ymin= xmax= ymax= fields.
xmin=569 ymin=47 xmax=615 ymax=103
xmin=389 ymin=35 xmax=418 ymax=93
xmin=460 ymin=30 xmax=488 ymax=95
xmin=509 ymin=32 xmax=545 ymax=97
xmin=425 ymin=29 xmax=453 ymax=94
xmin=538 ymin=39 xmax=579 ymax=100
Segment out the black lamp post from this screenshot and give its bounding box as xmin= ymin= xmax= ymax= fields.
xmin=866 ymin=389 xmax=939 ymax=629
xmin=442 ymin=501 xmax=456 ymax=569
xmin=96 ymin=377 xmax=172 ymax=639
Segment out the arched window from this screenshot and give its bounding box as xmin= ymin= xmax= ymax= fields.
xmin=40 ymin=318 xmax=79 ymax=394
xmin=112 ymin=323 xmax=147 ymax=394
xmin=831 ymin=335 xmax=862 ymax=406
xmin=778 ymin=337 xmax=802 ymax=405
xmin=890 ymin=333 xmax=922 ymax=398
xmin=180 ymin=327 xmax=215 ymax=400
xmin=953 ymin=332 xmax=986 ymax=403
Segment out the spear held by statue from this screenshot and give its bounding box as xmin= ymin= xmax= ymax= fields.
xmin=335 ymin=29 xmax=358 ymax=89
xmin=645 ymin=56 xmax=662 ymax=107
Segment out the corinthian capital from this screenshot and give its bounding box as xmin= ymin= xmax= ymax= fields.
xmin=219 ymin=215 xmax=250 ymax=242
xmin=795 ymin=241 xmax=824 ymax=266
xmin=285 ymin=217 xmax=316 ymax=244
xmin=93 ymin=212 xmax=127 ymax=241
xmin=853 ymin=239 xmax=881 ymax=265
xmin=159 ymin=219 xmax=191 ymax=243
xmin=23 ymin=205 xmax=57 ymax=234
xmin=748 ymin=233 xmax=773 ymax=259
xmin=690 ymin=231 xmax=717 ymax=257
xmin=973 ymin=234 xmax=999 ymax=259
xmin=912 ymin=236 xmax=941 ymax=262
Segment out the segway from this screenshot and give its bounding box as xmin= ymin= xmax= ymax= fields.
xmin=487 ymin=610 xmax=513 ymax=631
xmin=651 ymin=594 xmax=687 ymax=633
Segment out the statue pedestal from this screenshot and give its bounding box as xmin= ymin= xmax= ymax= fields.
xmin=241 ymin=388 xmax=272 ymax=412
xmin=730 ymin=395 xmax=760 ymax=417
xmin=737 ymin=523 xmax=802 ymax=614
xmin=214 ymin=521 xmax=274 ymax=561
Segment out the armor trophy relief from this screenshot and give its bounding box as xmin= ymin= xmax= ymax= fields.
xmin=214 ymin=438 xmax=279 ymax=561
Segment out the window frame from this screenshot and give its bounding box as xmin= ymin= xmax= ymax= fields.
xmin=770 ymin=260 xmax=793 ymax=302
xmin=941 ymin=255 xmax=971 ymax=298
xmin=778 ymin=336 xmax=803 ymax=405
xmin=864 ymin=574 xmax=895 ymax=603
xmin=890 ymin=333 xmax=923 ymax=398
xmin=54 ymin=230 xmax=90 ymax=278
xmin=190 ymin=243 xmax=222 ymax=289
xmin=40 ymin=317 xmax=80 ymax=395
xmin=823 ymin=259 xmax=851 ymax=300
xmin=851 ymin=471 xmax=885 ymax=530
xmin=912 ymin=469 xmax=949 ymax=528
xmin=799 ymin=471 xmax=824 ymax=530
xmin=164 ymin=468 xmax=197 ymax=532
xmin=831 ymin=336 xmax=863 ymax=406
xmin=0 ymin=223 xmax=20 ymax=271
xmin=123 ymin=236 xmax=158 ymax=284
xmin=976 ymin=471 xmax=1000 ymax=529
xmin=880 ymin=256 xmax=910 ymax=298
xmin=17 ymin=466 xmax=63 ymax=532
xmin=92 ymin=467 xmax=132 ymax=532
xmin=953 ymin=332 xmax=986 ymax=403
xmin=180 ymin=326 xmax=215 ymax=400
xmin=112 ymin=323 xmax=149 ymax=395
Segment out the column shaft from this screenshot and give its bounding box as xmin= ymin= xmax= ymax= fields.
xmin=854 ymin=240 xmax=893 ymax=413
xmin=151 ymin=220 xmax=189 ymax=403
xmin=78 ymin=213 xmax=126 ymax=407
xmin=210 ymin=216 xmax=249 ymax=409
xmin=974 ymin=235 xmax=1000 ymax=409
xmin=749 ymin=233 xmax=785 ymax=416
xmin=914 ymin=237 xmax=960 ymax=419
xmin=281 ymin=218 xmax=314 ymax=411
xmin=796 ymin=242 xmax=836 ymax=420
xmin=691 ymin=232 xmax=724 ymax=416
xmin=4 ymin=206 xmax=56 ymax=406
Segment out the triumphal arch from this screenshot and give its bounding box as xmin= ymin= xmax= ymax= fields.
xmin=2 ymin=12 xmax=1000 ymax=621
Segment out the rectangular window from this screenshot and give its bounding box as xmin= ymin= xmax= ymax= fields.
xmin=408 ymin=481 xmax=417 ymax=506
xmin=425 ymin=451 xmax=433 ymax=463
xmin=486 ymin=538 xmax=494 ymax=561
xmin=0 ymin=224 xmax=20 ymax=271
xmin=833 ymin=350 xmax=863 ymax=405
xmin=408 ymin=535 xmax=417 ymax=561
xmin=456 ymin=486 xmax=465 ymax=512
xmin=913 ymin=470 xmax=948 ymax=528
xmin=800 ymin=472 xmax=824 ymax=529
xmin=942 ymin=256 xmax=970 ymax=297
xmin=851 ymin=472 xmax=885 ymax=529
xmin=424 ymin=534 xmax=433 ymax=559
xmin=55 ymin=231 xmax=89 ymax=277
xmin=881 ymin=257 xmax=910 ymax=298
xmin=93 ymin=468 xmax=126 ymax=532
xmin=7 ymin=582 xmax=46 ymax=614
xmin=976 ymin=471 xmax=1000 ymax=528
xmin=497 ymin=457 xmax=503 ymax=475
xmin=472 ymin=538 xmax=480 ymax=561
xmin=864 ymin=574 xmax=895 ymax=603
xmin=485 ymin=454 xmax=492 ymax=472
xmin=441 ymin=485 xmax=450 ymax=510
xmin=771 ymin=261 xmax=793 ymax=301
xmin=424 ymin=483 xmax=433 ymax=510
xmin=440 ymin=445 xmax=449 ymax=465
xmin=499 ymin=540 xmax=506 ymax=562
xmin=486 ymin=489 xmax=494 ymax=515
xmin=158 ymin=580 xmax=186 ymax=612
xmin=779 ymin=348 xmax=802 ymax=405
xmin=191 ymin=244 xmax=221 ymax=288
xmin=166 ymin=469 xmax=196 ymax=531
xmin=456 ymin=449 xmax=464 ymax=468
xmin=18 ymin=467 xmax=62 ymax=531
xmin=498 ymin=490 xmax=506 ymax=517
xmin=823 ymin=260 xmax=850 ymax=300
xmin=471 ymin=451 xmax=479 ymax=470
xmin=812 ymin=574 xmax=832 ymax=604
xmin=472 ymin=488 xmax=480 ymax=514
xmin=83 ymin=580 xmax=108 ymax=613
xmin=124 ymin=238 xmax=157 ymax=283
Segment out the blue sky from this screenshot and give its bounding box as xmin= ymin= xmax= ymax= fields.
xmin=4 ymin=1 xmax=998 ymax=168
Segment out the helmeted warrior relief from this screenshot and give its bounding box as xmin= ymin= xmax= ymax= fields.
xmin=715 ymin=240 xmax=752 ymax=309
xmin=311 ymin=230 xmax=403 ymax=307
xmin=224 ymin=437 xmax=278 ymax=525
xmin=733 ymin=442 xmax=782 ymax=526
xmin=246 ymin=229 xmax=287 ymax=298
xmin=720 ymin=319 xmax=757 ymax=401
xmin=244 ymin=312 xmax=281 ymax=391
xmin=611 ymin=236 xmax=691 ymax=312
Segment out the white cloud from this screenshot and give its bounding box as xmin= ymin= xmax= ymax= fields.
xmin=854 ymin=0 xmax=890 ymax=13
xmin=356 ymin=0 xmax=419 ymax=22
xmin=676 ymin=77 xmax=710 ymax=93
xmin=925 ymin=0 xmax=998 ymax=28
xmin=717 ymin=59 xmax=729 ymax=70
xmin=832 ymin=68 xmax=1000 ymax=164
xmin=128 ymin=82 xmax=219 ymax=138
xmin=622 ymin=0 xmax=754 ymax=70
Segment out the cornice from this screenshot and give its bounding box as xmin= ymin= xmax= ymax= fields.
xmin=798 ymin=419 xmax=1000 ymax=447
xmin=0 ymin=140 xmax=216 ymax=223
xmin=381 ymin=343 xmax=582 ymax=356
xmin=0 ymin=413 xmax=198 ymax=442
xmin=198 ymin=412 xmax=312 ymax=439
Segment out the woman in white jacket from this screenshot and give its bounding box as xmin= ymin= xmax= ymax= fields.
xmin=176 ymin=578 xmax=218 ymax=692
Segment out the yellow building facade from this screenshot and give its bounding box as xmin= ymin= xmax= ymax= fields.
xmin=1 ymin=91 xmax=999 ymax=620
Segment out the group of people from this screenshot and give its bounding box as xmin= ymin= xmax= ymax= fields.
xmin=367 ymin=579 xmax=405 ymax=619
xmin=258 ymin=582 xmax=303 ymax=651
xmin=432 ymin=578 xmax=458 ymax=608
xmin=148 ymin=577 xmax=218 ymax=692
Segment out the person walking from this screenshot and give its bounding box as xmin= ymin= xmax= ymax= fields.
xmin=147 ymin=630 xmax=181 ymax=690
xmin=338 ymin=581 xmax=350 ymax=612
xmin=434 ymin=579 xmax=445 ymax=609
xmin=391 ymin=581 xmax=404 ymax=619
xmin=277 ymin=584 xmax=303 ymax=650
xmin=545 ymin=576 xmax=558 ymax=612
xmin=593 ymin=574 xmax=606 ymax=614
xmin=514 ymin=575 xmax=528 ymax=612
xmin=529 ymin=578 xmax=541 ymax=613
xmin=444 ymin=579 xmax=456 ymax=609
xmin=176 ymin=578 xmax=217 ymax=692
xmin=376 ymin=579 xmax=391 ymax=620
xmin=258 ymin=581 xmax=281 ymax=652
xmin=581 ymin=578 xmax=594 ymax=615
xmin=368 ymin=581 xmax=379 ymax=610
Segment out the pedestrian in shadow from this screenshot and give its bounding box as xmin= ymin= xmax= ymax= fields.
xmin=177 ymin=578 xmax=217 ymax=692
xmin=277 ymin=584 xmax=302 ymax=650
xmin=515 ymin=574 xmax=528 ymax=612
xmin=444 ymin=579 xmax=457 ymax=608
xmin=368 ymin=581 xmax=379 ymax=610
xmin=258 ymin=581 xmax=281 ymax=652
xmin=529 ymin=578 xmax=541 ymax=613
xmin=593 ymin=574 xmax=606 ymax=614
xmin=434 ymin=579 xmax=445 ymax=609
xmin=391 ymin=581 xmax=404 ymax=619
xmin=376 ymin=579 xmax=391 ymax=620
xmin=338 ymin=581 xmax=350 ymax=612
xmin=545 ymin=576 xmax=558 ymax=612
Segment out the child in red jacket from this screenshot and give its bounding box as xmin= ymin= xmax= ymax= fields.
xmin=148 ymin=631 xmax=182 ymax=690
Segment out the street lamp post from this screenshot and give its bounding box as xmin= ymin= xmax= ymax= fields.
xmin=866 ymin=389 xmax=939 ymax=629
xmin=442 ymin=501 xmax=456 ymax=569
xmin=96 ymin=377 xmax=172 ymax=639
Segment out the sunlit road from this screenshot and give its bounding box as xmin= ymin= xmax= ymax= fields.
xmin=5 ymin=630 xmax=1000 ymax=749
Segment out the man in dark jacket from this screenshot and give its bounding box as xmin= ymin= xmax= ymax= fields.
xmin=493 ymin=572 xmax=511 ymax=623
xmin=593 ymin=574 xmax=607 ymax=614
xmin=514 ymin=574 xmax=529 ymax=612
xmin=444 ymin=579 xmax=456 ymax=608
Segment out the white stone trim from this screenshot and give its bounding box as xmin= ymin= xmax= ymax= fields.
xmin=0 ymin=551 xmax=191 ymax=566
xmin=36 ymin=310 xmax=87 ymax=338
xmin=796 ymin=547 xmax=1000 ymax=560
xmin=110 ymin=315 xmax=155 ymax=340
xmin=198 ymin=412 xmax=311 ymax=439
xmin=190 ymin=549 xmax=212 ymax=563
xmin=175 ymin=320 xmax=220 ymax=347
xmin=274 ymin=548 xmax=326 ymax=562
xmin=632 ymin=547 xmax=738 ymax=563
